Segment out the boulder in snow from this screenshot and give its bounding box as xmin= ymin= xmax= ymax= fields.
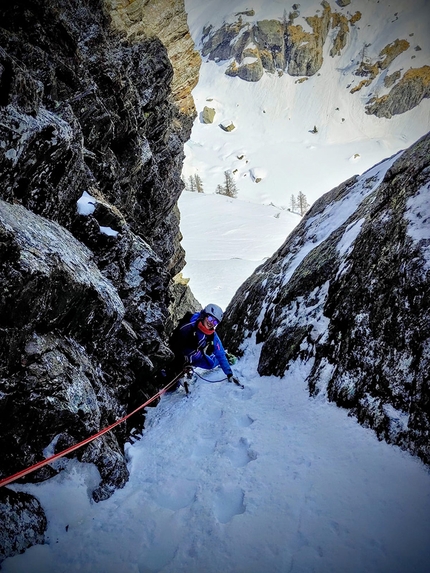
xmin=202 ymin=106 xmax=216 ymax=123
xmin=220 ymin=120 xmax=236 ymax=132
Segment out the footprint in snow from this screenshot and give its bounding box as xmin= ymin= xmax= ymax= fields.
xmin=234 ymin=385 xmax=254 ymax=400
xmin=223 ymin=437 xmax=257 ymax=467
xmin=236 ymin=413 xmax=254 ymax=427
xmin=213 ymin=485 xmax=246 ymax=523
xmin=138 ymin=540 xmax=177 ymax=573
xmin=205 ymin=406 xmax=224 ymax=421
xmin=191 ymin=436 xmax=217 ymax=460
xmin=151 ymin=477 xmax=197 ymax=511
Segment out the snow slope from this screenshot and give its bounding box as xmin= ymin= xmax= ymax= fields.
xmin=4 ymin=170 xmax=430 ymax=572
xmin=4 ymin=354 xmax=430 ymax=573
xmin=178 ymin=191 xmax=300 ymax=309
xmin=182 ymin=0 xmax=430 ymax=208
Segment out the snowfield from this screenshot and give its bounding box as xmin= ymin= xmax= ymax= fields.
xmin=178 ymin=191 xmax=300 ymax=309
xmin=5 ymin=354 xmax=430 ymax=573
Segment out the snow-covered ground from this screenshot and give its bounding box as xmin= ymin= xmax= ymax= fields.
xmin=3 ymin=3 xmax=430 ymax=571
xmin=178 ymin=191 xmax=300 ymax=309
xmin=4 ymin=161 xmax=430 ymax=573
xmin=5 ymin=353 xmax=430 ymax=573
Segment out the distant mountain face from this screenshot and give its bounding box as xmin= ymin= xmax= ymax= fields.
xmin=221 ymin=132 xmax=430 ymax=467
xmin=199 ymin=0 xmax=430 ymax=118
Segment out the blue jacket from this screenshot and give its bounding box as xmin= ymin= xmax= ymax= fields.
xmin=176 ymin=312 xmax=232 ymax=377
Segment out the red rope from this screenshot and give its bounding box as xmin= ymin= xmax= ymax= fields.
xmin=0 ymin=373 xmax=182 ymax=488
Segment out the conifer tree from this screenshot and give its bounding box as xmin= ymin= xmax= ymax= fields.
xmin=194 ymin=174 xmax=204 ymax=193
xmin=188 ymin=175 xmax=196 ymax=192
xmin=215 ymin=171 xmax=238 ymax=198
xmin=186 ymin=174 xmax=205 ymax=193
xmin=223 ymin=171 xmax=238 ymax=198
xmin=290 ymin=194 xmax=297 ymax=213
xmin=290 ymin=192 xmax=310 ymax=216
xmin=297 ymin=191 xmax=310 ymax=216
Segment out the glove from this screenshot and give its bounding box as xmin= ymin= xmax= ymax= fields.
xmin=228 ymin=375 xmax=243 ymax=388
xmin=226 ymin=352 xmax=237 ymax=365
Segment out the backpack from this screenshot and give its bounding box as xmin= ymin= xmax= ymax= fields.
xmin=169 ymin=311 xmax=195 ymax=355
xmin=169 ymin=310 xmax=215 ymax=356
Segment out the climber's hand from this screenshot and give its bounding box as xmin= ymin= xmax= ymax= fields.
xmin=228 ymin=375 xmax=244 ymax=388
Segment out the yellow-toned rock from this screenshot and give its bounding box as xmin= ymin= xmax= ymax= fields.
xmin=103 ymin=0 xmax=200 ymax=117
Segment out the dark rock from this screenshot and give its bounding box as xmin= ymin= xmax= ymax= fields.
xmin=0 ymin=0 xmax=197 ymax=560
xmin=0 ymin=488 xmax=47 ymax=562
xmin=202 ymin=20 xmax=246 ymax=62
xmin=222 ymin=132 xmax=430 ymax=467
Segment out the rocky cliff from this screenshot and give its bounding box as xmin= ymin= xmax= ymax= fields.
xmin=104 ymin=0 xmax=201 ymax=117
xmin=221 ymin=132 xmax=430 ymax=469
xmin=0 ymin=0 xmax=199 ymax=561
xmin=200 ymin=1 xmax=429 ymax=117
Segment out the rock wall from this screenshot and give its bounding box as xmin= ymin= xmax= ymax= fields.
xmin=366 ymin=65 xmax=430 ymax=118
xmin=0 ymin=489 xmax=46 ymax=562
xmin=104 ymin=0 xmax=201 ymax=117
xmin=221 ymin=132 xmax=430 ymax=468
xmin=202 ymin=1 xmax=359 ymax=79
xmin=286 ymin=0 xmax=332 ymax=76
xmin=0 ymin=0 xmax=199 ymax=560
xmin=200 ymin=1 xmax=429 ymax=117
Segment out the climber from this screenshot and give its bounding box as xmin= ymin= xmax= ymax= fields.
xmin=163 ymin=303 xmax=242 ymax=391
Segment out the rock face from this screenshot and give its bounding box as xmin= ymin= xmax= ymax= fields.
xmin=200 ymin=1 xmax=429 ymax=117
xmin=366 ymin=66 xmax=430 ymax=118
xmin=104 ymin=0 xmax=201 ymax=117
xmin=0 ymin=0 xmax=199 ymax=561
xmin=221 ymin=132 xmax=430 ymax=468
xmin=202 ymin=1 xmax=357 ymax=78
xmin=0 ymin=489 xmax=47 ymax=561
xmin=226 ymin=46 xmax=264 ymax=82
xmin=286 ymin=1 xmax=332 ymax=76
xmin=1 ymin=201 xmax=131 ymax=500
